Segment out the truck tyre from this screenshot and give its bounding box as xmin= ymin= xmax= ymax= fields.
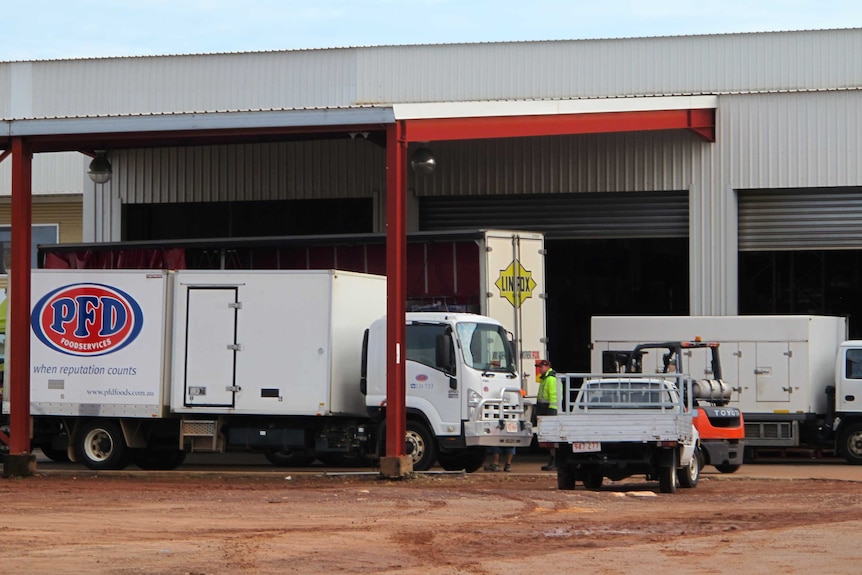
xmin=39 ymin=445 xmax=71 ymax=463
xmin=839 ymin=422 xmax=862 ymax=465
xmin=74 ymin=420 xmax=131 ymax=471
xmin=658 ymin=450 xmax=678 ymax=494
xmin=132 ymin=449 xmax=187 ymax=470
xmin=264 ymin=448 xmax=315 ymax=467
xmin=582 ymin=472 xmax=604 ymax=490
xmin=437 ymin=448 xmax=486 ymax=473
xmin=405 ymin=420 xmax=438 ymax=471
xmin=678 ymin=447 xmax=702 ymax=488
xmin=714 ymin=463 xmax=741 ymax=474
xmin=557 ymin=465 xmax=576 ymax=490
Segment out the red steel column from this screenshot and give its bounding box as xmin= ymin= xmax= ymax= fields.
xmin=9 ymin=137 xmax=33 ymax=456
xmin=384 ymin=121 xmax=407 ymax=458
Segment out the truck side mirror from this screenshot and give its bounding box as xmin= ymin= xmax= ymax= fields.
xmin=435 ymin=333 xmax=455 ymax=375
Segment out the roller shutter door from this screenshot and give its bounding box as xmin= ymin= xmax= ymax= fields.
xmin=739 ymin=188 xmax=862 ymax=251
xmin=420 ymin=192 xmax=688 ymax=239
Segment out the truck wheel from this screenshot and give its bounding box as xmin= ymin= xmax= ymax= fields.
xmin=39 ymin=445 xmax=71 ymax=463
xmin=714 ymin=463 xmax=741 ymax=474
xmin=582 ymin=472 xmax=604 ymax=490
xmin=264 ymin=448 xmax=315 ymax=467
xmin=437 ymin=448 xmax=486 ymax=473
xmin=840 ymin=423 xmax=862 ymax=465
xmin=405 ymin=420 xmax=438 ymax=471
xmin=557 ymin=465 xmax=576 ymax=490
xmin=678 ymin=447 xmax=702 ymax=488
xmin=132 ymin=449 xmax=187 ymax=470
xmin=658 ymin=450 xmax=678 ymax=494
xmin=73 ymin=420 xmax=131 ymax=470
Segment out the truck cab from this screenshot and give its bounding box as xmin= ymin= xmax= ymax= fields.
xmin=364 ymin=312 xmax=532 ymax=471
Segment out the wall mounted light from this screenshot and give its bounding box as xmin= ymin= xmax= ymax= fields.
xmin=410 ymin=146 xmax=436 ymax=175
xmin=88 ymin=151 xmax=112 ymax=184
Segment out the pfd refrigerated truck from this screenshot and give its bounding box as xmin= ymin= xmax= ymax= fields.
xmin=4 ymin=268 xmax=532 ymax=471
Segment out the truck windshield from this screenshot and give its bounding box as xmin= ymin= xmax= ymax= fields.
xmin=456 ymin=322 xmax=515 ymax=373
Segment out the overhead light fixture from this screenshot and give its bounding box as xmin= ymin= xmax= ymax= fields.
xmin=410 ymin=146 xmax=436 ymax=175
xmin=88 ymin=152 xmax=112 ymax=184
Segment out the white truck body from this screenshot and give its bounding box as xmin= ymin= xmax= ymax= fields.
xmin=29 ymin=269 xmax=384 ymax=419
xmin=592 ymin=315 xmax=846 ymax=416
xmin=538 ymin=373 xmax=698 ymax=493
xmin=13 ymin=268 xmax=532 ymax=471
xmin=591 ymin=316 xmax=862 ymax=463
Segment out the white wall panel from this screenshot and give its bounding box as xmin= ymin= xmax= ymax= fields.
xmin=1 ymin=29 xmax=860 ymax=119
xmin=726 ymin=91 xmax=862 ymax=189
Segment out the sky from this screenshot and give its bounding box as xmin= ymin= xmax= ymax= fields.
xmin=1 ymin=0 xmax=861 ymax=61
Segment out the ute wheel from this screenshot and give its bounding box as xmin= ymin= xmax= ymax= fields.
xmin=557 ymin=465 xmax=576 ymax=490
xmin=840 ymin=423 xmax=862 ymax=465
xmin=133 ymin=449 xmax=187 ymax=470
xmin=264 ymin=448 xmax=315 ymax=467
xmin=437 ymin=448 xmax=487 ymax=473
xmin=582 ymin=472 xmax=604 ymax=490
xmin=678 ymin=447 xmax=702 ymax=488
xmin=658 ymin=450 xmax=678 ymax=494
xmin=405 ymin=420 xmax=438 ymax=471
xmin=73 ymin=420 xmax=131 ymax=470
xmin=714 ymin=463 xmax=741 ymax=474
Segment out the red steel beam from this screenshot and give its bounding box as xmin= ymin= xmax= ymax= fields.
xmin=384 ymin=121 xmax=407 ymax=458
xmin=9 ymin=137 xmax=32 ymax=455
xmin=402 ymin=108 xmax=716 ymax=143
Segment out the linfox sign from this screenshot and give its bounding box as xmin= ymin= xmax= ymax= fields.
xmin=495 ymin=260 xmax=537 ymax=308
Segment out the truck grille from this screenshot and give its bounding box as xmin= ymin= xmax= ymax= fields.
xmin=480 ymin=402 xmax=523 ymax=421
xmin=744 ymin=421 xmax=797 ymax=447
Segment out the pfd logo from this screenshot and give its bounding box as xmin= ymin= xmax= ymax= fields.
xmin=31 ymin=283 xmax=144 ymax=356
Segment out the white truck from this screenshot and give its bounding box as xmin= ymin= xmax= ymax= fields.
xmin=537 ymin=372 xmax=699 ymax=493
xmin=591 ymin=315 xmax=862 ymax=464
xmin=4 ymin=268 xmax=532 ymax=471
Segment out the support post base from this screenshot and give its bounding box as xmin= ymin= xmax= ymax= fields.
xmin=3 ymin=454 xmax=37 ymax=477
xmin=379 ymin=455 xmax=413 ymax=478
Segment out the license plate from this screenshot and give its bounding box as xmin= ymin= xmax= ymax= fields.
xmin=505 ymin=422 xmax=519 ymax=433
xmin=571 ymin=441 xmax=601 ymax=453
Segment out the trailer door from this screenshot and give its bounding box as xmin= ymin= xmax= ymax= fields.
xmin=484 ymin=231 xmax=546 ymax=396
xmin=183 ymin=287 xmax=238 ymax=407
xmin=755 ymin=342 xmax=792 ymax=403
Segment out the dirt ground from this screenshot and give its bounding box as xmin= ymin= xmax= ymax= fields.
xmin=2 ymin=464 xmax=862 ymax=575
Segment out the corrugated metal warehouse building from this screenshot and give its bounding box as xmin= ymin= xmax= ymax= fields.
xmin=2 ymin=28 xmax=861 ymax=370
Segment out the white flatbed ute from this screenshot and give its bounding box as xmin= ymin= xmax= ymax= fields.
xmin=538 ymin=373 xmax=698 ymax=493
